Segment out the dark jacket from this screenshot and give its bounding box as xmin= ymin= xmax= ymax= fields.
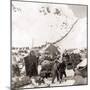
xmin=58 ymin=61 xmax=66 ymax=72
xmin=24 ymin=54 xmax=38 ymax=77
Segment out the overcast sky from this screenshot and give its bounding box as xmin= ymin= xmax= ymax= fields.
xmin=12 ymin=1 xmax=87 ymax=48
xmin=69 ymin=5 xmax=87 ymax=18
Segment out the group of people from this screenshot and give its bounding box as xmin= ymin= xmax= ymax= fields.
xmin=24 ymin=50 xmax=67 ymax=84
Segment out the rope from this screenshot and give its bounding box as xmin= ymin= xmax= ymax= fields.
xmin=53 ymin=19 xmax=79 ymax=44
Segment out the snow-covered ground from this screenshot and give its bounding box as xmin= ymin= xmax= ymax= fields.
xmin=20 ymin=69 xmax=75 ymax=88
xmin=20 ymin=69 xmax=87 ymax=89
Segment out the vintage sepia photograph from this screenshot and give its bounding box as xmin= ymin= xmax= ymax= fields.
xmin=11 ymin=0 xmax=88 ymax=89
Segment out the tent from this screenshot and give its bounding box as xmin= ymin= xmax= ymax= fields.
xmin=39 ymin=43 xmax=60 ymax=56
xmin=45 ymin=44 xmax=60 ymax=55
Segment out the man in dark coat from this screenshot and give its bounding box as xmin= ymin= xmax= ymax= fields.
xmin=58 ymin=59 xmax=67 ymax=80
xmin=24 ymin=50 xmax=38 ymax=77
xmin=52 ymin=60 xmax=61 ymax=83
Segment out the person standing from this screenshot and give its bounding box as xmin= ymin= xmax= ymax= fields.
xmin=52 ymin=60 xmax=61 ymax=83
xmin=24 ymin=50 xmax=38 ymax=77
xmin=58 ymin=58 xmax=67 ymax=80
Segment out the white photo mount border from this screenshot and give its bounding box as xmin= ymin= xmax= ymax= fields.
xmin=11 ymin=0 xmax=88 ymax=89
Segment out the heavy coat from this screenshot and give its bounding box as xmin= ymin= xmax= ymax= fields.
xmin=24 ymin=54 xmax=38 ymax=77
xmin=58 ymin=61 xmax=67 ymax=79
